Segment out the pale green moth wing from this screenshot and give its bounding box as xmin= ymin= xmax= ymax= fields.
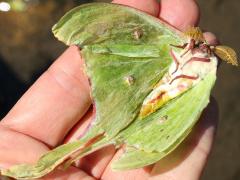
xmin=1 ymin=3 xmax=216 ymax=179
xmin=1 ymin=141 xmax=86 ymax=179
xmin=112 ymin=73 xmax=216 ymax=170
xmin=81 ymin=46 xmax=172 ymax=139
xmin=1 ymin=138 xmax=113 ymax=180
xmin=53 ymin=2 xmax=185 ymax=139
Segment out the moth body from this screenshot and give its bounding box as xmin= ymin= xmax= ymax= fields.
xmin=140 ymin=39 xmax=218 ymax=118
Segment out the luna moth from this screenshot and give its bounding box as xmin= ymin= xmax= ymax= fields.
xmin=1 ymin=2 xmax=238 ymax=179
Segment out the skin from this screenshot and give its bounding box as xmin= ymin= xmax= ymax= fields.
xmin=0 ymin=0 xmax=219 ymax=179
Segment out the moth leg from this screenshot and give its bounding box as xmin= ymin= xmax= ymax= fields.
xmin=181 ymin=57 xmax=211 ymax=69
xmin=170 ymin=43 xmax=188 ymax=49
xmin=170 ymin=49 xmax=180 ymax=75
xmin=180 ymin=39 xmax=195 ymax=57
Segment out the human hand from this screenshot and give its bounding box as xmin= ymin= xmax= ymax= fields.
xmin=0 ymin=0 xmax=219 ymax=179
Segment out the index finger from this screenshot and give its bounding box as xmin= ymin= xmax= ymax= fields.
xmin=160 ymin=0 xmax=200 ymax=30
xmin=1 ymin=46 xmax=91 ymax=147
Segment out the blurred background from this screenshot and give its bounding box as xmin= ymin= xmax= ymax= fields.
xmin=0 ymin=0 xmax=239 ymax=179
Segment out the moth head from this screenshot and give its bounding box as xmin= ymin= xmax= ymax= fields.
xmin=184 ymin=27 xmax=205 ymax=43
xmin=184 ymin=27 xmax=238 ymax=66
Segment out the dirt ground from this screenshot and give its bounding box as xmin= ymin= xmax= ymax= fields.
xmin=0 ymin=0 xmax=239 ymax=180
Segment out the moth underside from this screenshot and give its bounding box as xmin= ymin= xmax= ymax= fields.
xmin=1 ymin=3 xmax=237 ymax=180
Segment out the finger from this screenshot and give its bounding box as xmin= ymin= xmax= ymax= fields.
xmin=0 ymin=126 xmax=93 ymax=180
xmin=0 ymin=125 xmax=49 ymax=168
xmin=112 ymin=0 xmax=160 ymax=17
xmin=101 ymin=149 xmax=151 ymax=180
xmin=159 ymin=0 xmax=200 ymax=30
xmin=64 ymin=106 xmax=116 ymax=179
xmin=43 ymin=166 xmax=95 ymax=180
xmin=204 ymin=32 xmax=219 ymax=46
xmin=64 ymin=107 xmax=95 ymax=143
xmin=2 ymin=46 xmax=91 ymax=147
xmin=150 ymin=98 xmax=218 ymax=180
xmin=76 ymin=145 xmax=116 ymax=179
